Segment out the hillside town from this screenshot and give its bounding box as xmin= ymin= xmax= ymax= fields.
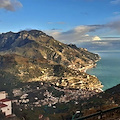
xmin=11 ymin=81 xmax=102 ymax=110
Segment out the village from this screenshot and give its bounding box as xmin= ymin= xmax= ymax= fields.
xmin=0 ymin=79 xmax=102 ymax=118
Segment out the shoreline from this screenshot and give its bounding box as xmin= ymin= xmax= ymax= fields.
xmin=86 ymin=56 xmax=104 ymax=91
xmin=80 ymin=55 xmax=104 ymax=92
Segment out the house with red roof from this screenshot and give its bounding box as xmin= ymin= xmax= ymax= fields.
xmin=0 ymin=91 xmax=12 ymax=116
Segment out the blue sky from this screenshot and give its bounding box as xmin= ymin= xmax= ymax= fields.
xmin=0 ymin=0 xmax=120 ymax=50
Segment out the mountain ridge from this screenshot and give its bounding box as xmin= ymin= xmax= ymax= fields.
xmin=0 ymin=30 xmax=102 ymax=91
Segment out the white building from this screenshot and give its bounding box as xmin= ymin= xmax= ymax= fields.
xmin=0 ymin=91 xmax=12 ymax=116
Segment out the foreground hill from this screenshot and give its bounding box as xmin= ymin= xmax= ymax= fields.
xmin=0 ymin=30 xmax=102 ymax=91
xmin=76 ymin=84 xmax=120 ymax=120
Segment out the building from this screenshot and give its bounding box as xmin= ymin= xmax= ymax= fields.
xmin=0 ymin=91 xmax=12 ymax=116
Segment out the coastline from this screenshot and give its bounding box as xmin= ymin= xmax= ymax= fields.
xmin=83 ymin=56 xmax=103 ymax=92
xmin=80 ymin=63 xmax=97 ymax=73
xmin=87 ymin=51 xmax=120 ymax=91
xmin=80 ymin=56 xmax=101 ymax=72
xmin=86 ymin=56 xmax=103 ymax=91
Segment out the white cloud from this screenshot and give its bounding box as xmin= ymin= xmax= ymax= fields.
xmin=101 ymin=37 xmax=120 ymax=40
xmin=92 ymin=36 xmax=101 ymax=41
xmin=45 ymin=19 xmax=120 ymax=51
xmin=0 ymin=0 xmax=22 ymax=11
xmin=92 ymin=41 xmax=109 ymax=46
xmin=46 ymin=19 xmax=120 ymax=44
xmin=45 ymin=23 xmax=120 ymax=51
xmin=46 ymin=25 xmax=102 ymax=44
xmin=85 ymin=34 xmax=89 ymax=37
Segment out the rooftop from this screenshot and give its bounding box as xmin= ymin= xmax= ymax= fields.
xmin=0 ymin=99 xmax=11 ymax=102
xmin=0 ymin=103 xmax=7 ymax=108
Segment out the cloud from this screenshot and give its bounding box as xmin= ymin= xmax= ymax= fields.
xmin=0 ymin=0 xmax=22 ymax=11
xmin=89 ymin=40 xmax=120 ymax=51
xmin=45 ymin=22 xmax=120 ymax=52
xmin=77 ymin=39 xmax=120 ymax=51
xmin=92 ymin=41 xmax=110 ymax=46
xmin=85 ymin=34 xmax=89 ymax=37
xmin=46 ymin=19 xmax=120 ymax=43
xmin=46 ymin=18 xmax=120 ymax=51
xmin=92 ymin=36 xmax=101 ymax=41
xmin=101 ymin=37 xmax=120 ymax=40
xmin=106 ymin=20 xmax=120 ymax=32
xmin=110 ymin=0 xmax=120 ymax=4
xmin=46 ymin=25 xmax=104 ymax=44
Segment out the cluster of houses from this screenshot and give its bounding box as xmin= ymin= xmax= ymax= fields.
xmin=11 ymin=83 xmax=102 ymax=111
xmin=0 ymin=91 xmax=12 ymax=116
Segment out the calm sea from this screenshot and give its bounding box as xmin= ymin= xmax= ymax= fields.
xmin=87 ymin=51 xmax=120 ymax=91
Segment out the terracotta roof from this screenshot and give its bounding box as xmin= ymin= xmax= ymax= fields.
xmin=0 ymin=99 xmax=11 ymax=102
xmin=0 ymin=103 xmax=7 ymax=108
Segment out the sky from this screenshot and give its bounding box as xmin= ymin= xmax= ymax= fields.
xmin=0 ymin=0 xmax=120 ymax=51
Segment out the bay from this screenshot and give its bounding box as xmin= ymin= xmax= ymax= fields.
xmin=87 ymin=51 xmax=120 ymax=91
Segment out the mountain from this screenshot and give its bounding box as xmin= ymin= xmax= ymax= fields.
xmin=0 ymin=30 xmax=99 ymax=64
xmin=0 ymin=30 xmax=102 ymax=91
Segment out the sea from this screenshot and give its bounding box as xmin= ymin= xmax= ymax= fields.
xmin=87 ymin=51 xmax=120 ymax=91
